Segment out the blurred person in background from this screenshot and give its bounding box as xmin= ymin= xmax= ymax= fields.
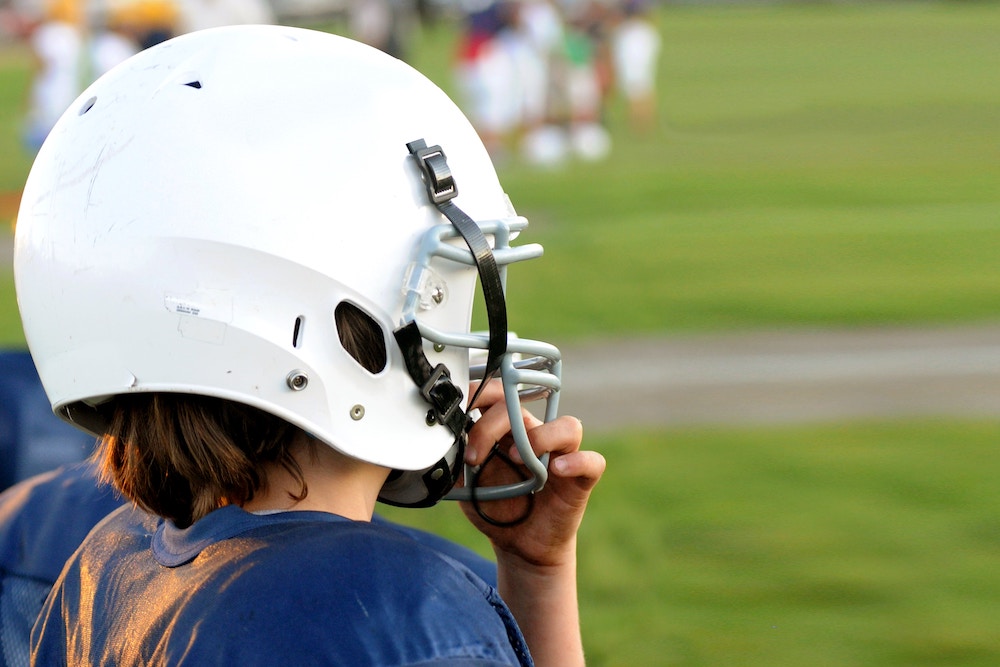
xmin=454 ymin=0 xmax=618 ymax=167
xmin=0 ymin=462 xmax=122 ymax=667
xmin=346 ymin=0 xmax=416 ymax=61
xmin=17 ymin=0 xmax=85 ymax=152
xmin=454 ymin=0 xmax=522 ymax=160
xmin=559 ymin=0 xmax=611 ymax=161
xmin=89 ymin=5 xmax=142 ymax=77
xmin=512 ymin=0 xmax=568 ymax=167
xmin=610 ymin=0 xmax=659 ymax=134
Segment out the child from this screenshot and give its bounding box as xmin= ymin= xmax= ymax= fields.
xmin=15 ymin=25 xmax=604 ymax=666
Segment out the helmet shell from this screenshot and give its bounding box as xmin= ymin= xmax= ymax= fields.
xmin=15 ymin=25 xmax=510 ymax=472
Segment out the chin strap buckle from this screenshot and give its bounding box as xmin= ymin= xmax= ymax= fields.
xmin=393 ymin=321 xmax=469 ymax=440
xmin=420 ymin=362 xmax=466 ymax=434
xmin=407 ymin=139 xmax=457 ymax=204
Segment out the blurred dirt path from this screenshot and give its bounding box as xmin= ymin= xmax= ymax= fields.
xmin=559 ymin=325 xmax=1000 ymax=433
xmin=5 ymin=229 xmax=999 ymax=432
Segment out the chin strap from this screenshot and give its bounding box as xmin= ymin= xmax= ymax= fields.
xmin=386 ymin=320 xmax=468 ymax=507
xmin=386 ymin=139 xmax=510 ymax=507
xmin=393 ymin=320 xmax=469 ymax=440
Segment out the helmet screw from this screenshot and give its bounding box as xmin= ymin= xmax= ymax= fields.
xmin=425 ymin=409 xmax=437 ymax=426
xmin=433 ymin=343 xmax=445 ymax=353
xmin=350 ymin=405 xmax=366 ymax=421
xmin=431 ymin=287 xmax=445 ymax=304
xmin=430 ymin=467 xmax=444 ymax=481
xmin=286 ymin=370 xmax=309 ymax=391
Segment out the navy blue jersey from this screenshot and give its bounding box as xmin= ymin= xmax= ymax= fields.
xmin=0 ymin=463 xmax=121 ymax=667
xmin=32 ymin=505 xmax=530 ymax=666
xmin=371 ymin=515 xmax=498 ymax=587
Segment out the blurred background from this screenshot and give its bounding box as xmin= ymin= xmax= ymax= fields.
xmin=2 ymin=0 xmax=999 ymax=664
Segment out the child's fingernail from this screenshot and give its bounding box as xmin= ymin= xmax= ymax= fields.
xmin=464 ymin=446 xmax=477 ymax=465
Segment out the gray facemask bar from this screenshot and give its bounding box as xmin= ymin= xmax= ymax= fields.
xmin=401 ymin=217 xmax=563 ymax=501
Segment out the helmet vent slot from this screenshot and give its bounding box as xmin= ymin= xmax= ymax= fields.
xmin=183 ymin=80 xmax=203 ymax=89
xmin=335 ymin=302 xmax=387 ymax=375
xmin=78 ymin=96 xmax=97 ymax=115
xmin=292 ymin=316 xmax=305 ymax=348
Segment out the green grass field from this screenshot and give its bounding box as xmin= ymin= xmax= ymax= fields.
xmin=2 ymin=3 xmax=1000 ymax=665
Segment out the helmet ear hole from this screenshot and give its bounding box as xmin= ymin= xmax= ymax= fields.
xmin=334 ymin=302 xmax=387 ymax=374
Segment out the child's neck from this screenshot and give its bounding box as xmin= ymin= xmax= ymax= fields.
xmin=241 ymin=436 xmax=389 ymax=521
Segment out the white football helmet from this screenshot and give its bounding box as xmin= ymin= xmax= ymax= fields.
xmin=13 ymin=25 xmax=561 ymax=507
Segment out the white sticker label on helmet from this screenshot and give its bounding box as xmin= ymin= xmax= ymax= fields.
xmin=164 ymin=292 xmax=233 ymax=344
xmin=164 ymin=293 xmax=233 ymax=321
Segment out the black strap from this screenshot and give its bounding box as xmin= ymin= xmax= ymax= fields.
xmin=393 ymin=321 xmax=469 ymax=437
xmin=405 ymin=139 xmax=507 ymax=407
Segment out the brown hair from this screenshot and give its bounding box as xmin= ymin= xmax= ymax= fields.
xmin=94 ymin=301 xmax=388 ymax=528
xmin=95 ymin=394 xmax=303 ymax=528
